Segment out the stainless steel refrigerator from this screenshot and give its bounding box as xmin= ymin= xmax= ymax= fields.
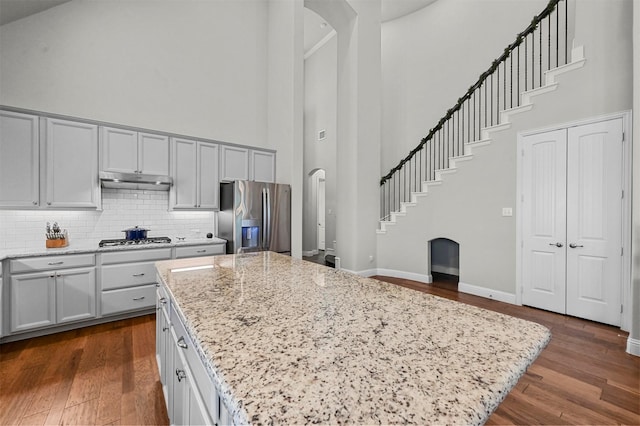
xmin=218 ymin=181 xmax=291 ymax=254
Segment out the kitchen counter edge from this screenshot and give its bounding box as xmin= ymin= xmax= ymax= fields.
xmin=0 ymin=238 xmax=227 ymax=262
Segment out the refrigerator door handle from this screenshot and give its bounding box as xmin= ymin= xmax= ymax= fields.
xmin=262 ymin=187 xmax=267 ymax=250
xmin=266 ymin=187 xmax=272 ymax=250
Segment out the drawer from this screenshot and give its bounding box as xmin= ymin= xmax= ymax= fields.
xmin=175 ymin=244 xmax=224 ymax=259
xmin=171 ymin=304 xmax=215 ymax=417
xmin=102 ymin=262 xmax=158 ymax=290
xmin=10 ymin=254 xmax=95 ymax=274
xmin=101 ymin=248 xmax=171 ymax=265
xmin=102 ymin=284 xmax=156 ymax=315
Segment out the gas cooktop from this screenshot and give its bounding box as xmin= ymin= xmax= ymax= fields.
xmin=98 ymin=237 xmax=172 ymax=247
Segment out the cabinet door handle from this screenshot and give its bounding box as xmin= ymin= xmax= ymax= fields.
xmin=47 ymin=202 xmax=52 ymax=205
xmin=48 ymin=261 xmax=64 ymax=265
xmin=132 ymin=273 xmax=145 ymax=277
xmin=132 ymin=296 xmax=145 ymax=301
xmin=549 ymin=242 xmax=563 ymax=247
xmin=32 ymin=201 xmax=38 ymax=205
xmin=569 ymin=243 xmax=584 ymax=248
xmin=176 ymin=369 xmax=187 ymax=382
xmin=159 ymin=297 xmax=167 ymax=305
xmin=196 ymin=249 xmax=206 ymax=253
xmin=177 ymin=336 xmax=188 ymax=349
xmin=162 ymin=326 xmax=169 ymax=332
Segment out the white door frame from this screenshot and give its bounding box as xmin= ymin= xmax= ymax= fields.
xmin=516 ymin=110 xmax=632 ymax=331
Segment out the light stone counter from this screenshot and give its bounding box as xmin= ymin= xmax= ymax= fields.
xmin=156 ymin=252 xmax=551 ymax=425
xmin=0 ymin=237 xmax=226 ymax=262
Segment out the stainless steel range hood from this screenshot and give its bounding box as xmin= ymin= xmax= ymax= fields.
xmin=99 ymin=171 xmax=172 ymax=191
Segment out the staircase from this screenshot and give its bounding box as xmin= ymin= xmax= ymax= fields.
xmin=377 ymin=0 xmax=583 ymax=235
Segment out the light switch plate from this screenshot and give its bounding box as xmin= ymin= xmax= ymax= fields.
xmin=502 ymin=207 xmax=513 ymax=217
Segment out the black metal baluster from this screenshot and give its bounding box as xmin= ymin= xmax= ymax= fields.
xmin=539 ymin=23 xmax=542 ymax=85
xmin=532 ymin=31 xmax=535 ymax=89
xmin=516 ymin=44 xmax=520 ymax=106
xmin=565 ymin=0 xmax=568 ymax=65
xmin=547 ymin=13 xmax=551 ymax=72
xmin=525 ymin=36 xmax=528 ymax=91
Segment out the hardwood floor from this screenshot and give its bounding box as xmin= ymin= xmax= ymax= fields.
xmin=1 ymin=277 xmax=638 ymax=425
xmin=0 ymin=316 xmax=168 ymax=425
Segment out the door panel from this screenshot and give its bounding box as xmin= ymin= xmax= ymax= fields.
xmin=566 ymin=119 xmax=622 ymax=326
xmin=521 ymin=129 xmax=567 ymax=314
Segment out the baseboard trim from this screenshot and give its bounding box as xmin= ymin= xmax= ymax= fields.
xmin=371 ymin=268 xmax=432 ymax=284
xmin=627 ymin=337 xmax=640 ymax=357
xmin=458 ymin=282 xmax=517 ymax=305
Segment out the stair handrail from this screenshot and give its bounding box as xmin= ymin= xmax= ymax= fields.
xmin=380 ymin=0 xmax=563 ymax=186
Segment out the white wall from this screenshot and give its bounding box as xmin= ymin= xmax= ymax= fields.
xmin=303 ymin=35 xmax=337 ymax=254
xmin=266 ymin=0 xmax=305 ymax=259
xmin=0 ymin=0 xmax=268 ymax=148
xmin=377 ymin=0 xmax=633 ymax=298
xmin=0 ymin=189 xmax=215 ymax=250
xmin=381 ymin=0 xmax=548 ymax=174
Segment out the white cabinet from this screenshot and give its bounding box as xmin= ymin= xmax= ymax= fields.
xmin=10 ymin=272 xmax=56 ymax=332
xmin=56 ymin=268 xmax=97 ymax=324
xmin=45 ymin=118 xmax=100 ymax=208
xmin=220 ymin=145 xmax=276 ymax=183
xmin=220 ymin=145 xmax=249 ymax=182
xmin=101 ymin=248 xmax=171 ymax=316
xmin=250 ymin=149 xmax=276 ymax=183
xmin=166 ymin=304 xmax=216 ymax=426
xmin=171 ymin=138 xmax=219 ymax=210
xmin=0 ymin=111 xmax=39 ymax=208
xmin=175 ymin=244 xmax=225 ymax=259
xmin=156 ymin=285 xmax=171 ymax=408
xmin=10 ymin=259 xmax=97 ymax=333
xmin=101 ymin=126 xmax=169 ymax=175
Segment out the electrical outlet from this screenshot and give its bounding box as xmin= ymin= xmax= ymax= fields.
xmin=502 ymin=207 xmax=513 ymax=217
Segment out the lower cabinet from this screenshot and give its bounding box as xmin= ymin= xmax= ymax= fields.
xmin=157 ymin=292 xmax=232 ymax=425
xmin=101 ymin=248 xmax=171 ymax=316
xmin=10 ymin=267 xmax=96 ymax=333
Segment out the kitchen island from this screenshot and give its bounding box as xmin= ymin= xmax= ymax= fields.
xmin=155 ymin=252 xmax=550 ymax=425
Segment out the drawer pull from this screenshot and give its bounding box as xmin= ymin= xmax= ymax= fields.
xmin=162 ymin=326 xmax=169 ymax=332
xmin=132 ymin=296 xmax=145 ymax=301
xmin=177 ymin=336 xmax=188 ymax=349
xmin=132 ymin=273 xmax=145 ymax=277
xmin=176 ymin=369 xmax=187 ymax=382
xmin=196 ymin=249 xmax=206 ymax=253
xmin=48 ymin=261 xmax=64 ymax=265
xmin=159 ymin=297 xmax=167 ymax=305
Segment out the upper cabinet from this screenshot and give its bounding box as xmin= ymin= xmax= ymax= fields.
xmin=220 ymin=145 xmax=249 ymax=182
xmin=250 ymin=150 xmax=276 ymax=183
xmin=0 ymin=111 xmax=40 ymax=208
xmin=220 ymin=146 xmax=275 ymax=183
xmin=101 ymin=126 xmax=169 ymax=175
xmin=170 ymin=138 xmax=219 ymax=210
xmin=45 ymin=118 xmax=100 ymax=209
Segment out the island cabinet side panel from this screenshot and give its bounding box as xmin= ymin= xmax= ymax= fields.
xmin=156 ymin=278 xmax=233 ymax=425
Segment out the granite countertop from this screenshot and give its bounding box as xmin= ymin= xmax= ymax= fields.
xmin=156 ymin=252 xmax=551 ymax=425
xmin=0 ymin=237 xmax=226 ymax=261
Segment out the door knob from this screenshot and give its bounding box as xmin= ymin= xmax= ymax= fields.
xmin=569 ymin=243 xmax=584 ymax=248
xmin=549 ymin=242 xmax=563 ymax=247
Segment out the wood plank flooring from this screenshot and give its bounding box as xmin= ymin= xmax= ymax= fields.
xmin=1 ymin=276 xmax=638 ymax=425
xmin=0 ymin=316 xmax=168 ymax=425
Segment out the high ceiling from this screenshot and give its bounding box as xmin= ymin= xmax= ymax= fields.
xmin=0 ymin=0 xmax=437 ymax=56
xmin=0 ymin=0 xmax=71 ymax=26
xmin=304 ymin=0 xmax=438 ymax=54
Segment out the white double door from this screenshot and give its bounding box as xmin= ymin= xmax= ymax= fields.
xmin=521 ymin=118 xmax=623 ymax=326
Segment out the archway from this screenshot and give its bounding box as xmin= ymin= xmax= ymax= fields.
xmin=429 ymin=238 xmax=460 ymax=284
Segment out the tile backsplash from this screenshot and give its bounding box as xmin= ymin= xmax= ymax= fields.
xmin=0 ymin=189 xmax=216 ymax=249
